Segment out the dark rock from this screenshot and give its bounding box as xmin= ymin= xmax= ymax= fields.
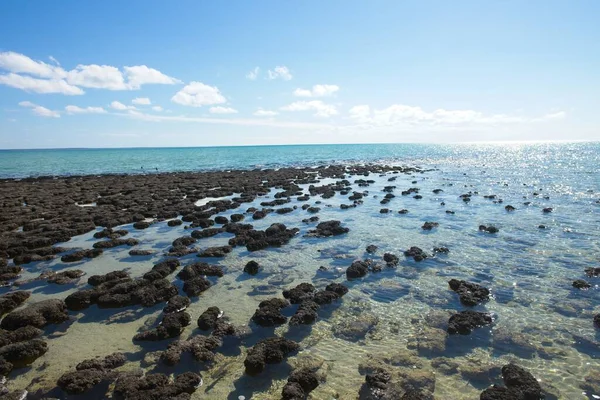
xmin=177 ymin=262 xmax=223 ymax=280
xmin=326 ymin=283 xmax=349 ymax=296
xmin=404 ymin=247 xmax=428 ymax=262
xmin=422 ymin=222 xmax=439 ymax=230
xmin=594 ymin=314 xmax=600 ymax=329
xmin=244 ymin=337 xmax=299 ymax=375
xmin=398 ymin=209 xmax=409 ymax=214
xmin=383 ymin=253 xmax=399 ymax=266
xmin=182 ymin=277 xmax=211 ymax=297
xmin=143 ymin=259 xmax=180 ymax=281
xmin=542 ymin=207 xmax=553 ymax=213
xmin=1 ymin=299 xmax=68 ymax=330
xmin=244 ymin=260 xmax=260 ymax=275
xmin=0 ymin=338 xmax=47 ymax=370
xmin=252 ymin=298 xmax=289 ymax=327
xmin=163 ymin=295 xmax=191 ymax=314
xmin=133 ymin=311 xmax=191 ymax=341
xmin=447 ymin=310 xmax=493 ymax=334
xmin=92 ymin=238 xmax=139 ymax=249
xmin=57 ymin=369 xmax=107 ymax=395
xmin=0 ymin=291 xmax=30 ymax=315
xmin=573 ymin=279 xmax=591 ymax=290
xmin=128 ymin=249 xmax=155 ymax=256
xmin=230 ymin=213 xmax=244 ymax=222
xmin=366 ymin=245 xmax=378 ymax=254
xmin=0 ymin=325 xmax=42 ymax=347
xmin=197 ymin=307 xmax=221 ymax=330
xmin=87 ymin=270 xmax=129 ymax=286
xmin=313 ymin=290 xmax=340 ymax=305
xmin=214 ymin=216 xmax=229 ymax=224
xmin=167 ymin=219 xmax=183 ymax=227
xmin=191 ymin=228 xmax=224 ymax=239
xmin=479 ymin=225 xmax=499 ymax=234
xmin=283 ymin=283 xmax=315 ymax=304
xmin=505 ymin=205 xmax=516 ymax=212
xmin=584 ymin=267 xmax=600 ymax=277
xmin=172 ymin=236 xmax=197 ymax=248
xmin=347 ymin=260 xmax=369 ymax=279
xmin=290 ymin=300 xmax=319 ymax=325
xmin=433 ymin=247 xmax=449 ymax=254
xmin=448 ymin=279 xmax=490 ymax=306
xmin=160 ymin=335 xmax=221 ymax=366
xmin=113 ymin=371 xmax=202 ymax=399
xmin=306 ymin=220 xmax=349 ymax=238
xmin=132 ymin=221 xmax=151 ymax=229
xmin=480 ymin=363 xmax=543 ymax=400
xmin=198 ymin=246 xmax=232 ymax=258
xmin=61 ymin=248 xmax=103 ymax=262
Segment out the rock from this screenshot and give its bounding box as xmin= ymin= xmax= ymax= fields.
xmin=133 ymin=221 xmax=151 ymax=229
xmin=92 ymin=238 xmax=139 ymax=249
xmin=383 ymin=253 xmax=399 ymax=266
xmin=197 ymin=307 xmax=221 ymax=330
xmin=447 ymin=310 xmax=493 ymax=335
xmin=326 ymin=282 xmax=349 ymax=296
xmin=143 ymin=259 xmax=180 ymax=281
xmin=573 ymin=279 xmax=591 ymax=289
xmin=171 ymin=236 xmax=197 ymax=247
xmin=177 ymin=262 xmax=223 ymax=280
xmin=585 ymin=267 xmax=600 ymax=277
xmin=366 ymin=245 xmax=378 ymax=254
xmin=282 ymin=368 xmax=320 ymax=399
xmin=407 ymin=327 xmax=447 ymax=355
xmin=163 ymin=295 xmax=191 ymax=314
xmin=290 ymin=301 xmax=320 ymax=325
xmin=75 ymin=352 xmax=126 ymax=371
xmin=347 ymin=260 xmax=369 ymax=279
xmin=542 ymin=207 xmax=553 ymax=213
xmin=61 ymin=248 xmax=103 ymax=262
xmin=505 ymin=205 xmax=516 ymax=211
xmin=421 ymin=222 xmax=439 ymax=231
xmin=398 ymin=209 xmax=409 ymax=214
xmin=167 ymin=219 xmax=183 ymax=227
xmin=133 ymin=311 xmax=191 ymax=341
xmin=128 ymin=249 xmax=155 ymax=256
xmin=191 ymin=228 xmax=224 ymax=239
xmin=198 ymin=246 xmax=232 ymax=258
xmin=113 ymin=371 xmax=202 ymax=399
xmin=244 ymin=260 xmax=260 ymax=275
xmin=448 ymin=279 xmax=490 ymax=306
xmin=594 ymin=314 xmax=600 ymax=329
xmin=57 ymin=369 xmax=107 ymax=395
xmin=1 ymin=299 xmax=68 ymax=330
xmin=0 ymin=325 xmax=43 ymax=348
xmin=244 ymin=337 xmax=299 ymax=375
xmin=283 ymin=283 xmax=315 ymax=304
xmin=214 ymin=216 xmax=228 ymax=224
xmin=93 ymin=228 xmax=128 ymax=239
xmin=313 ymin=290 xmax=340 ymax=305
xmin=182 ymin=277 xmax=211 ymax=297
xmin=433 ymin=247 xmax=449 ymax=254
xmin=480 ymin=363 xmax=543 ymax=400
xmin=41 ymin=269 xmax=85 ymax=285
xmin=305 ymin=220 xmax=349 ymax=238
xmin=333 ymin=314 xmax=379 ymax=341
xmin=404 ymin=247 xmax=428 ymax=262
xmin=160 ymin=335 xmax=221 ymax=366
xmin=0 ymin=338 xmax=47 ymax=370
xmin=479 ymin=225 xmax=499 ymax=234
xmin=88 ymin=270 xmax=129 ymax=286
xmin=0 ymin=291 xmax=30 ymax=315
xmin=230 ymin=213 xmax=244 ymax=222
xmin=252 ymin=298 xmax=289 ymax=327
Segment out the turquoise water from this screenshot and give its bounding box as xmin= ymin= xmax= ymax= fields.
xmin=2 ymin=142 xmax=598 ymax=178
xmin=3 ymin=142 xmax=600 ymax=398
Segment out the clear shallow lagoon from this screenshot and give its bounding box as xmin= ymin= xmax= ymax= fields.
xmin=2 ymin=142 xmax=600 ymax=399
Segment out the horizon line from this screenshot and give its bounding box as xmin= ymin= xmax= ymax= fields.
xmin=0 ymin=139 xmax=596 ymax=151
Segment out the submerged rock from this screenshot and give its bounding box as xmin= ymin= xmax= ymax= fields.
xmin=282 ymin=368 xmax=320 ymax=400
xmin=244 ymin=337 xmax=299 ymax=375
xmin=448 ymin=279 xmax=490 ymax=306
xmin=113 ymin=371 xmax=202 ymax=399
xmin=479 ymin=225 xmax=499 ymax=234
xmin=243 ymin=260 xmax=260 ymax=275
xmin=40 ymin=269 xmax=85 ymax=285
xmin=133 ymin=311 xmax=191 ymax=341
xmin=421 ymin=222 xmax=439 ymax=231
xmin=283 ymin=283 xmax=315 ymax=304
xmin=251 ymin=298 xmax=289 ymax=327
xmin=447 ymin=310 xmax=493 ymax=335
xmin=160 ymin=335 xmax=221 ymax=366
xmin=480 ymin=363 xmax=543 ymax=400
xmin=347 ymin=260 xmax=369 ymax=279
xmin=573 ymin=279 xmax=591 ymax=290
xmin=61 ymin=248 xmax=103 ymax=263
xmin=198 ymin=246 xmax=232 ymax=258
xmin=404 ymin=247 xmax=428 ymax=262
xmin=305 ymin=220 xmax=349 ymax=238
xmin=1 ymin=299 xmax=68 ymax=331
xmin=177 ymin=262 xmax=223 ymax=280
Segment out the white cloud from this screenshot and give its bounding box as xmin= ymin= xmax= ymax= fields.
xmin=348 ymin=103 xmax=567 ymax=127
xmin=253 ymin=108 xmax=278 ymax=117
xmin=0 ymin=51 xmax=181 ymax=94
xmin=132 ymin=97 xmax=151 ymax=105
xmin=267 ymin=66 xmax=292 ymax=80
xmin=66 ymin=64 xmax=126 ymax=90
xmin=171 ymin=82 xmax=226 ymax=107
xmin=294 ymin=84 xmax=339 ymax=97
xmin=0 ymin=73 xmax=83 ymax=95
xmin=0 ymin=51 xmax=65 ymax=79
xmin=246 ymin=67 xmax=260 ymax=80
xmin=65 ymin=105 xmax=107 ymax=114
xmin=152 ymin=105 xmax=164 ymax=112
xmin=18 ymin=101 xmax=60 ymax=118
xmin=209 ymin=106 xmax=238 ymax=114
xmin=110 ymin=101 xmax=136 ymax=111
xmin=123 ymin=65 xmax=181 ymax=89
xmin=281 ymin=100 xmax=338 ymax=117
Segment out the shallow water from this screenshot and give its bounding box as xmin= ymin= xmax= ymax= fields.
xmin=2 ymin=142 xmax=600 ymax=399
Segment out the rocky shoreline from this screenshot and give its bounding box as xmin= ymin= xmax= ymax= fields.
xmin=0 ymin=162 xmax=597 ymax=399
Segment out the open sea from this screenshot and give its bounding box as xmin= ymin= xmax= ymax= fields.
xmin=1 ymin=142 xmax=600 ymax=399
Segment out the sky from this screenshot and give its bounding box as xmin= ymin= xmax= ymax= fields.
xmin=0 ymin=0 xmax=598 ymax=149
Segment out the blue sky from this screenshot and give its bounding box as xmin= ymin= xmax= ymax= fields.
xmin=0 ymin=0 xmax=598 ymax=148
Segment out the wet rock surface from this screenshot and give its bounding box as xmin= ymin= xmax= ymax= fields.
xmin=244 ymin=337 xmax=299 ymax=375
xmin=480 ymin=363 xmax=543 ymax=400
xmin=448 ymin=279 xmax=490 ymax=306
xmin=447 ymin=310 xmax=493 ymax=334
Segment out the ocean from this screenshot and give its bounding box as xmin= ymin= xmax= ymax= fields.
xmin=1 ymin=142 xmax=599 ymax=399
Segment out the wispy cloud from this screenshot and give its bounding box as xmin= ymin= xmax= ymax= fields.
xmin=171 ymin=82 xmax=226 ymax=107
xmin=246 ymin=67 xmax=260 ymax=80
xmin=253 ymin=108 xmax=278 ymax=117
xmin=267 ymin=66 xmax=292 ymax=80
xmin=281 ymin=100 xmax=338 ymax=117
xmin=209 ymin=106 xmax=238 ymax=114
xmin=110 ymin=101 xmax=136 ymax=111
xmin=18 ymin=101 xmax=60 ymax=118
xmin=132 ymin=97 xmax=151 ymax=105
xmin=65 ymin=105 xmax=107 ymax=114
xmin=294 ymin=84 xmax=339 ymax=97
